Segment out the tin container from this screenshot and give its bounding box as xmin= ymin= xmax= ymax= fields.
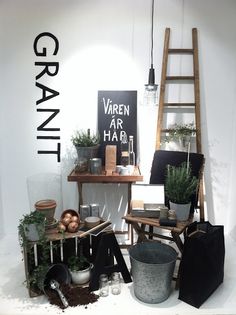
xmin=80 ymin=204 xmax=90 ymax=221
xmin=159 ymin=206 xmax=169 ymax=219
xmin=90 ymin=203 xmax=100 ymax=217
xmin=90 ymin=158 xmax=102 ymax=174
xmin=129 ymin=242 xmax=177 ymax=303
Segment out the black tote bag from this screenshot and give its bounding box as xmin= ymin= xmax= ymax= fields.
xmin=178 ymin=221 xmax=225 ymax=308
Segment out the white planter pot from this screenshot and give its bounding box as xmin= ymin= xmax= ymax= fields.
xmin=24 ymin=223 xmax=45 ymax=242
xmin=169 ymin=201 xmax=191 ymax=221
xmin=70 ymin=264 xmax=93 ymax=285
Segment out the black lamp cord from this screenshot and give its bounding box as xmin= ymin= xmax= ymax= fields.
xmin=146 ymin=0 xmax=156 ymax=87
xmin=151 ymin=0 xmax=154 ymax=68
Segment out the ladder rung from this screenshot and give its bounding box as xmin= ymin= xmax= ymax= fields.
xmin=168 ymin=48 xmax=194 ymax=54
xmin=166 ymin=76 xmax=195 ymax=81
xmin=164 ymin=102 xmax=196 ymax=107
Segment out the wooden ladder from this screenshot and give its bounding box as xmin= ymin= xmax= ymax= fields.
xmin=155 ymin=27 xmax=204 ymax=221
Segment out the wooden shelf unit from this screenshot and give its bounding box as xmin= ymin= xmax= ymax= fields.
xmin=67 ymin=166 xmax=143 ymax=246
xmin=67 ymin=166 xmax=143 ymax=184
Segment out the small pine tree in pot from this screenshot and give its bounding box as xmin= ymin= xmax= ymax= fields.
xmin=165 ymin=162 xmax=199 ymax=221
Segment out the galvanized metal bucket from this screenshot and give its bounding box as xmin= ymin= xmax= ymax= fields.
xmin=129 ymin=241 xmax=177 ymax=303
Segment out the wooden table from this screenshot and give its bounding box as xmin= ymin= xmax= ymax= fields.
xmin=68 ymin=167 xmax=143 ymax=244
xmin=122 ymin=214 xmax=191 ymax=253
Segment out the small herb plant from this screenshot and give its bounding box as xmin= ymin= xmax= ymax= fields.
xmin=163 ymin=122 xmax=196 ymax=143
xmin=165 ymin=162 xmax=199 ymax=204
xmin=71 ymin=129 xmax=100 ymax=147
xmin=68 ymin=254 xmax=90 ymax=271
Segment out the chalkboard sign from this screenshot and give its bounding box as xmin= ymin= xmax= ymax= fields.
xmin=97 ymin=90 xmax=137 ymax=165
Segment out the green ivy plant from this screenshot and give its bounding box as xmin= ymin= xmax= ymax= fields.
xmin=18 ymin=210 xmax=52 ymax=291
xmin=28 ymin=264 xmax=49 ymax=290
xmin=71 ymin=129 xmax=100 ymax=147
xmin=165 ymin=162 xmax=199 ymax=204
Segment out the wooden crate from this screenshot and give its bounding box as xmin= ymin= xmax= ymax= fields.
xmin=23 ymin=222 xmax=112 ymax=297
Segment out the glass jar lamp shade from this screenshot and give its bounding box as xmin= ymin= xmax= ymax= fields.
xmin=144 ymin=67 xmax=158 ymax=106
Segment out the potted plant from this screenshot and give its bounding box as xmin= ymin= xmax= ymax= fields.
xmin=67 ymin=254 xmax=93 ymax=285
xmin=165 ymin=162 xmax=199 ymax=221
xmin=162 ymin=122 xmax=196 ymax=151
xmin=18 ymin=210 xmax=46 ymax=245
xmin=71 ymin=128 xmax=100 ymax=173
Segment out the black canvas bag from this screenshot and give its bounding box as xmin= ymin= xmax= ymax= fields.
xmin=178 ymin=221 xmax=225 ymax=308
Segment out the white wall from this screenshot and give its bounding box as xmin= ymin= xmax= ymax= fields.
xmin=0 ymin=0 xmax=236 ymax=235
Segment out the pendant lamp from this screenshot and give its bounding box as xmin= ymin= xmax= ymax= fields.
xmin=144 ymin=0 xmax=158 ymax=106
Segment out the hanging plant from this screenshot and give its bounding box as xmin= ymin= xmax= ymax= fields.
xmin=162 ymin=122 xmax=196 ymax=144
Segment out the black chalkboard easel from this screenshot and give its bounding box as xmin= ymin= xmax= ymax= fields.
xmin=97 ymin=90 xmax=137 ymax=165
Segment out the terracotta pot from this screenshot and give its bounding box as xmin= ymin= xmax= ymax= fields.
xmin=35 ymin=199 xmax=56 ymax=225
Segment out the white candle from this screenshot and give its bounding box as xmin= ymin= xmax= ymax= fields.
xmin=75 ymin=237 xmax=78 ymax=256
xmin=60 ymin=239 xmax=64 ymax=262
xmin=34 ymin=244 xmax=38 ymax=267
xmin=50 ymin=241 xmax=53 ymax=264
xmin=187 ymin=141 xmax=191 ymax=172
